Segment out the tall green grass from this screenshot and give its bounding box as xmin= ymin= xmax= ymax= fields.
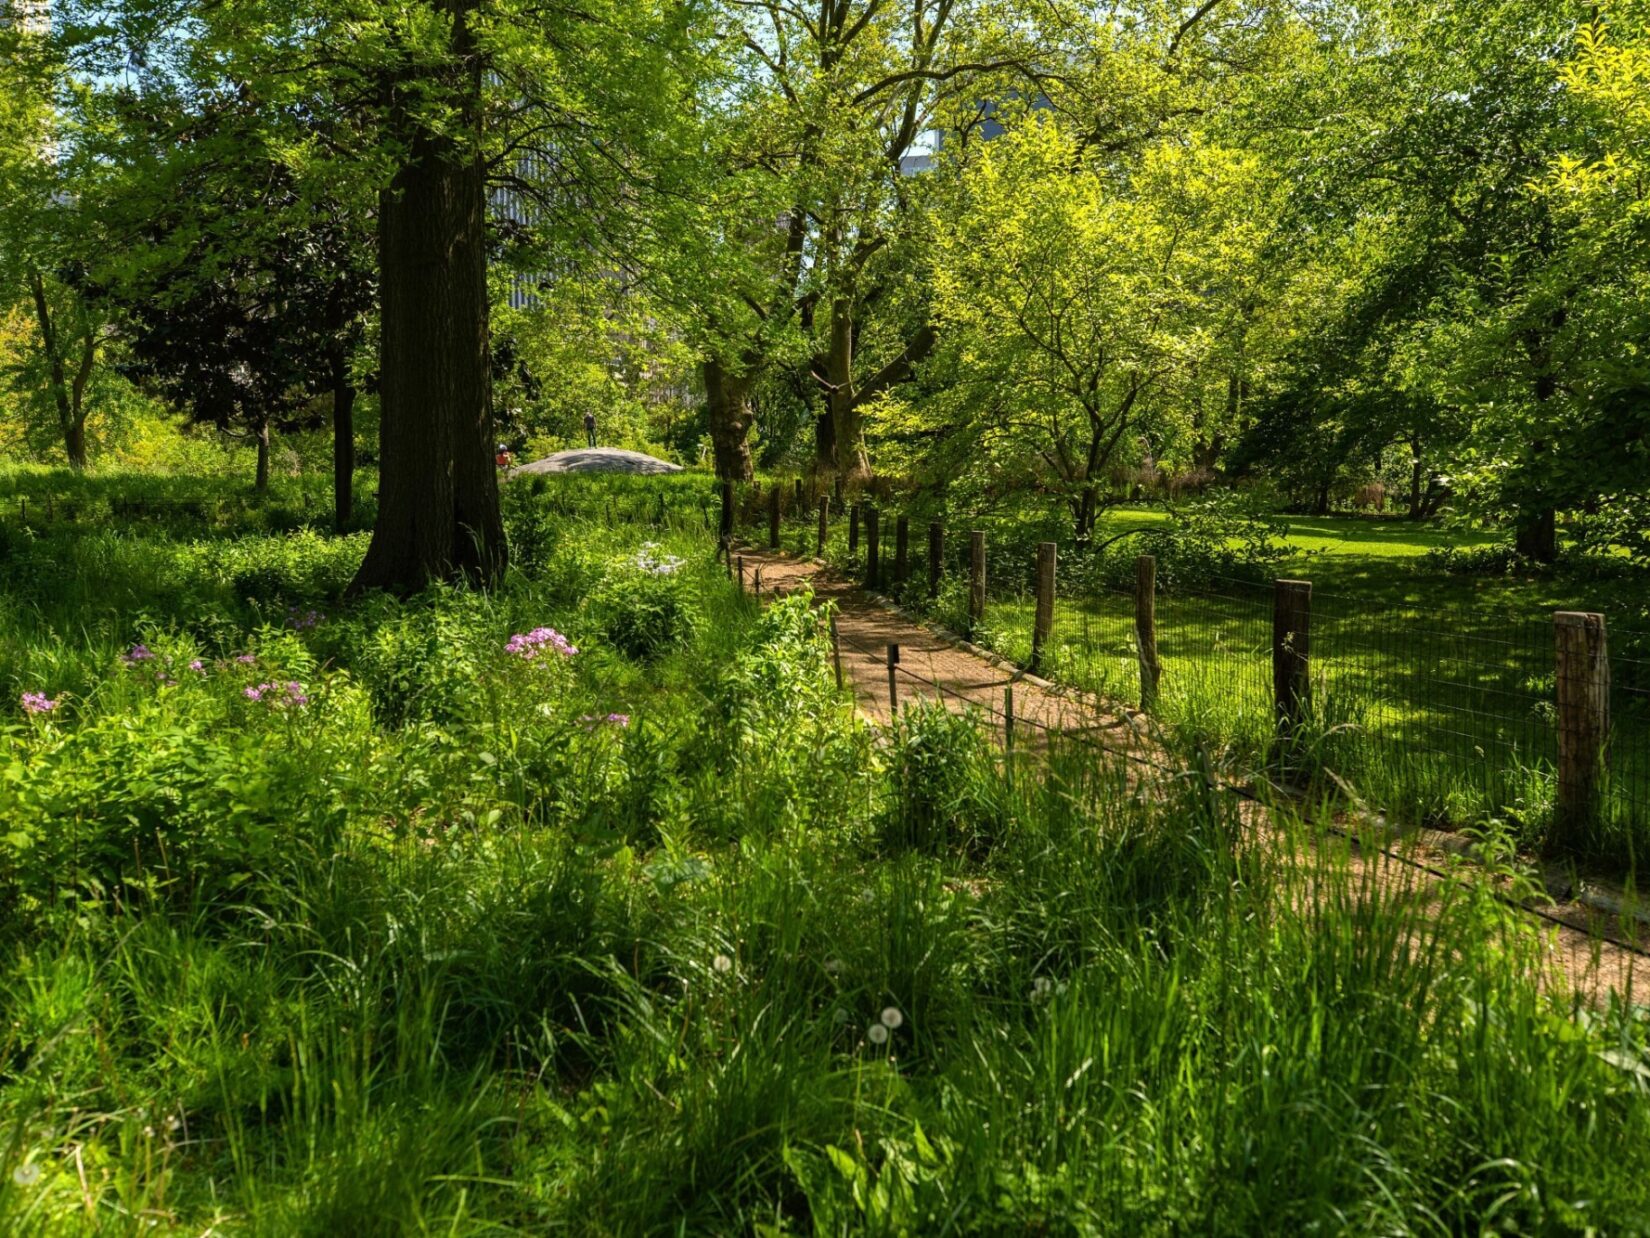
xmin=0 ymin=471 xmax=1647 ymax=1231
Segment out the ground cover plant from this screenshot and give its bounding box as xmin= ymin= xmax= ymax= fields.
xmin=0 ymin=470 xmax=1647 ymax=1232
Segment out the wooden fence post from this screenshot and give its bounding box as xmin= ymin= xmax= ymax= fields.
xmin=969 ymin=531 xmax=986 ymax=633
xmin=817 ymin=497 xmax=829 ymax=557
xmin=1272 ymin=579 xmax=1313 ymax=741
xmin=887 ymin=643 xmax=900 ymax=714
xmin=1031 ymin=542 xmax=1057 ymax=675
xmin=928 ymin=521 xmax=943 ymax=598
xmin=737 ymin=555 xmax=746 ymax=593
xmin=1004 ymin=685 xmax=1015 ymax=753
xmin=1135 ymin=554 xmax=1161 ymax=710
xmin=1555 ymin=611 xmax=1610 ymax=840
xmin=895 ymin=516 xmax=910 ymax=587
xmin=865 ymin=508 xmax=881 ymax=591
xmin=794 ymin=478 xmax=804 ymax=508
xmin=849 ymin=504 xmax=860 ymax=556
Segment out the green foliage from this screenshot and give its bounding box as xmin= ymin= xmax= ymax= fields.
xmin=0 ymin=471 xmax=1648 ymax=1230
xmin=879 ymin=702 xmax=1005 ymax=856
xmin=591 ymin=543 xmax=698 ymax=662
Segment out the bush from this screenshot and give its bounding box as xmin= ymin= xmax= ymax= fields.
xmin=592 ymin=544 xmax=699 ymax=661
xmin=1419 ymin=541 xmax=1536 ymax=576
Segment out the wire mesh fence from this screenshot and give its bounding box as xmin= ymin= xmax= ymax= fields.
xmin=723 ymin=481 xmax=1650 ymax=861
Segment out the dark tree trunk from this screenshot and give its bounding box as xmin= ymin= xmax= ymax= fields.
xmin=704 ymin=357 xmax=754 ymax=481
xmin=351 ymin=0 xmax=504 ymax=594
xmin=332 ymin=370 xmax=356 ymax=533
xmin=254 ymin=416 xmax=271 ymax=493
xmin=1515 ymin=508 xmax=1557 ymax=561
xmin=64 ymin=420 xmax=87 ymax=473
xmin=28 ymin=269 xmax=92 ymax=471
xmin=814 ymin=404 xmax=837 ymax=482
xmin=1408 ymin=440 xmax=1424 ymax=520
xmin=1313 ymin=481 xmax=1331 ymax=517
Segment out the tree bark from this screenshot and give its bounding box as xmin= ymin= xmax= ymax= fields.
xmin=254 ymin=415 xmax=271 ymax=493
xmin=825 ymin=299 xmax=871 ymax=485
xmin=28 ymin=270 xmax=93 ymax=470
xmin=704 ymin=357 xmax=754 ymax=481
xmin=332 ymin=364 xmax=356 ymax=532
xmin=350 ymin=0 xmax=504 ymax=594
xmin=1408 ymin=437 xmax=1424 ymax=520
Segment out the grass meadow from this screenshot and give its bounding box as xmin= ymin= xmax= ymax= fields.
xmin=1 ymin=468 xmax=1648 ymax=1231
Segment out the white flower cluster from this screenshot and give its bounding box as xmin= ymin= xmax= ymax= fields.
xmin=632 ymin=543 xmax=684 ymax=576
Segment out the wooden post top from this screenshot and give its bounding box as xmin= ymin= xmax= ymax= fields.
xmin=1553 ymin=611 xmax=1605 ymax=626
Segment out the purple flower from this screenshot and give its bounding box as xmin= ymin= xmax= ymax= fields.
xmin=188 ymin=659 xmax=206 ymax=674
xmin=246 ymin=681 xmax=309 ymax=708
xmin=235 ymin=654 xmax=257 ymax=665
xmin=580 ymin=712 xmax=631 ymax=729
xmin=286 ymin=607 xmax=325 ymax=631
xmin=506 ymin=626 xmax=577 ymax=661
xmin=20 ymin=691 xmax=58 ymax=715
xmin=122 ymin=644 xmax=154 ymax=665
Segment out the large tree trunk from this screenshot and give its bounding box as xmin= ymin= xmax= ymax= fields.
xmin=254 ymin=415 xmax=271 ymax=494
xmin=332 ymin=363 xmax=356 ymax=533
xmin=704 ymin=357 xmax=754 ymax=481
xmin=350 ymin=0 xmax=504 ymax=594
xmin=825 ymin=300 xmax=871 ymax=485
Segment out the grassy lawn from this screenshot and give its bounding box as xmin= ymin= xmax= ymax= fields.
xmin=798 ymin=500 xmax=1650 ymax=867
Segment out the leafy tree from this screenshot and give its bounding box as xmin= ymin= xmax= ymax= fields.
xmin=925 ymin=117 xmax=1275 ymax=539
xmin=0 ymin=7 xmax=105 ymax=468
xmin=87 ymin=94 xmax=374 ymax=514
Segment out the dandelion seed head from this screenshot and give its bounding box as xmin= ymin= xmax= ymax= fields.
xmin=879 ymin=1007 xmax=903 ymax=1030
xmin=11 ymin=1163 xmax=40 ymax=1187
xmin=866 ymin=1022 xmax=889 ymax=1045
xmin=712 ymin=953 xmax=733 ymax=974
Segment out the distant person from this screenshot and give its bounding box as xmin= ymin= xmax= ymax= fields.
xmin=495 ymin=442 xmax=512 ymax=470
xmin=583 ymin=411 xmax=597 ymax=448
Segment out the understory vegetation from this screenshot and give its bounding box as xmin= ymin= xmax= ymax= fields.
xmin=1 ymin=470 xmax=1648 ymax=1233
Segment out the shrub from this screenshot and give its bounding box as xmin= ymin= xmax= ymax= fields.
xmin=592 ymin=544 xmax=699 ymax=661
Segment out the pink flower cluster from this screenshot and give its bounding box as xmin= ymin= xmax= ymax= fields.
xmin=243 ymin=681 xmax=310 ymax=708
xmin=286 ymin=607 xmax=325 ymax=631
xmin=122 ymin=644 xmax=155 ymax=665
xmin=580 ymin=712 xmax=631 ymax=728
xmin=20 ymin=691 xmax=59 ymax=715
xmin=505 ymin=627 xmax=577 ymax=660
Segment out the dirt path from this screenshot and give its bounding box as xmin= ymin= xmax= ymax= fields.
xmin=734 ymin=543 xmax=1646 ymax=1000
xmin=734 ymin=546 xmax=1132 ymax=736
